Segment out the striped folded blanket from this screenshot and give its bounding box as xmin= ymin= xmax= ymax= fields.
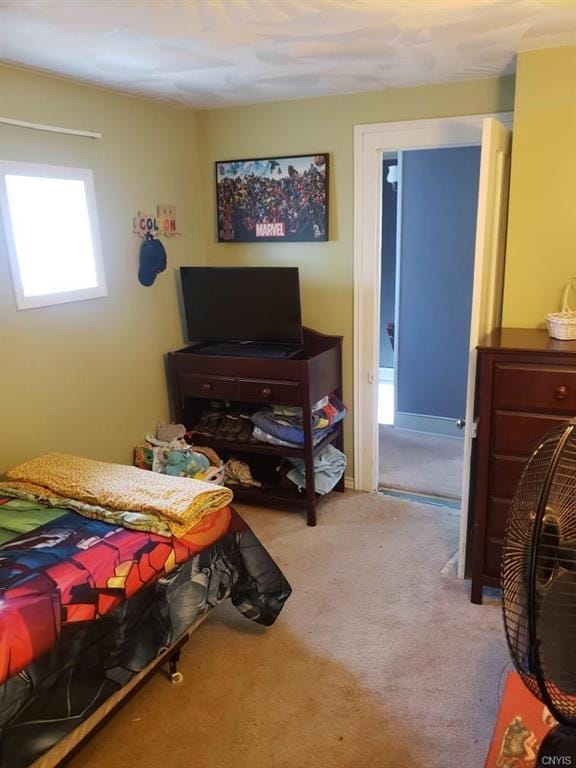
xmin=0 ymin=453 xmax=233 ymax=538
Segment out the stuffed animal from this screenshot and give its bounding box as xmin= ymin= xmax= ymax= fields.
xmin=164 ymin=451 xmax=189 ymax=477
xmin=156 ymin=422 xmax=186 ymax=443
xmin=185 ymin=451 xmax=210 ymax=477
xmin=202 ymin=464 xmax=226 ymax=486
xmin=165 ymin=450 xmax=210 ymax=478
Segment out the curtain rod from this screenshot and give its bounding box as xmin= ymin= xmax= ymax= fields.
xmin=0 ymin=117 xmax=101 ymax=139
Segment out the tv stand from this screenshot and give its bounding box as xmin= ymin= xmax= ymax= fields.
xmin=193 ymin=342 xmax=303 ymax=359
xmin=167 ymin=327 xmax=344 ymax=525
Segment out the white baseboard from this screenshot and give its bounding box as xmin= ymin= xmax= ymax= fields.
xmin=394 ymin=412 xmax=464 ymax=439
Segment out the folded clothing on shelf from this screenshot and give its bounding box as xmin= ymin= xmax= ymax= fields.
xmin=271 ymin=395 xmax=344 ymax=430
xmin=314 ymin=396 xmax=345 ymax=430
xmin=251 ymin=395 xmax=346 ymax=447
xmin=270 ymin=394 xmax=328 ymax=420
xmin=286 ymin=445 xmax=347 ymax=495
xmin=251 ymin=425 xmax=328 ymax=449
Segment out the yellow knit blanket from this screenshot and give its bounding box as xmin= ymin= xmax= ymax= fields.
xmin=0 ymin=453 xmax=233 ymax=538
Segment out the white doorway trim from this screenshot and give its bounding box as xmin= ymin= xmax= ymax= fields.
xmin=353 ymin=113 xmax=513 ymax=553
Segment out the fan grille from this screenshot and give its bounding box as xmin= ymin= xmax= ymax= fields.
xmin=539 ymin=430 xmax=576 ymax=723
xmin=502 ymin=420 xmax=576 ymax=726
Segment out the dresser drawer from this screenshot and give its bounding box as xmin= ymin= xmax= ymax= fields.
xmin=493 ymin=363 xmax=576 ymax=414
xmin=472 ymin=332 xmax=576 ymax=602
xmin=238 ymin=378 xmax=301 ymax=405
xmin=490 ymin=455 xmax=526 ymax=499
xmin=493 ymin=411 xmax=569 ymax=456
xmin=485 ymin=498 xmax=512 ymax=540
xmin=179 ymin=373 xmax=238 ymax=400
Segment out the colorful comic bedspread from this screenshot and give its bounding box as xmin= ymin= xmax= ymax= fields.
xmin=0 ymin=495 xmax=291 ymax=768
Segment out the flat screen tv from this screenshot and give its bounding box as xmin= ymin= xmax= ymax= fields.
xmin=179 ymin=266 xmax=303 ymax=346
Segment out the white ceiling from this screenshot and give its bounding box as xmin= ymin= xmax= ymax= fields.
xmin=1 ymin=0 xmax=575 ymax=109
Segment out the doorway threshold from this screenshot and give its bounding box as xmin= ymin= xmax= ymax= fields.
xmin=377 ymin=487 xmax=461 ymax=511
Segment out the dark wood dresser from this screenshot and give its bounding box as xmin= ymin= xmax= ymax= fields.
xmin=166 ymin=327 xmax=344 ymax=526
xmin=471 ymin=328 xmax=576 ymax=603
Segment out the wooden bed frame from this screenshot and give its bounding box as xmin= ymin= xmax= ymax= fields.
xmin=30 ymin=613 xmax=210 ymax=768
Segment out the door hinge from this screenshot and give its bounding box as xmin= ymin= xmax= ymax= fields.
xmin=367 ymin=371 xmax=374 ymax=385
xmin=471 ymin=419 xmax=478 ymax=439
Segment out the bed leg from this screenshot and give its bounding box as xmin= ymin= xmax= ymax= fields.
xmin=167 ymin=649 xmax=184 ymax=684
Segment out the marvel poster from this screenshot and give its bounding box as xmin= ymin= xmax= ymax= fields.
xmin=215 ymin=153 xmax=329 ymax=242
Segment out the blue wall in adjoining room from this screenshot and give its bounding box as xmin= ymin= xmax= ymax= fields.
xmin=397 ymin=145 xmax=481 ymax=421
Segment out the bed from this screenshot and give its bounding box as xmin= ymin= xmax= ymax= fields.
xmin=0 ymin=489 xmax=291 ymax=768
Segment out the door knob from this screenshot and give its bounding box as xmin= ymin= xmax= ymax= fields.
xmin=456 ymin=418 xmax=466 ymax=430
xmin=554 ymin=385 xmax=568 ymax=400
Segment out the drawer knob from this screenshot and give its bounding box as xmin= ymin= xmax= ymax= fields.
xmin=554 ymin=385 xmax=568 ymax=401
xmin=261 ymin=387 xmax=272 ymax=398
xmin=201 ymin=382 xmax=213 ymax=391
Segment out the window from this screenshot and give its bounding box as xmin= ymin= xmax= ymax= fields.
xmin=0 ymin=161 xmax=107 ymax=309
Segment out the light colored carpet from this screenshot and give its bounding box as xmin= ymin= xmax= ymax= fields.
xmin=379 ymin=425 xmax=464 ymax=499
xmin=67 ymin=492 xmax=509 ymax=768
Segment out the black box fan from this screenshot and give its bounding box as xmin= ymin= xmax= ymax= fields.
xmin=502 ymin=416 xmax=576 ymax=763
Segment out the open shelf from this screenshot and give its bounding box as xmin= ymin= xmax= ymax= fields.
xmin=167 ymin=326 xmax=345 ymax=526
xmin=227 ymin=484 xmax=328 ymax=509
xmin=190 ymin=426 xmax=340 ymax=459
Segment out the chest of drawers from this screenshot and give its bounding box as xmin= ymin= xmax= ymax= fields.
xmin=471 ymin=328 xmax=576 ymax=603
xmin=166 ymin=327 xmax=344 ymax=526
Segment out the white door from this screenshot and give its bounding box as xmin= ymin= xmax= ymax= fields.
xmin=457 ymin=118 xmax=512 ymax=578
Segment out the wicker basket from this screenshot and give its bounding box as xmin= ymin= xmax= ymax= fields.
xmin=546 ymin=278 xmax=576 ymax=340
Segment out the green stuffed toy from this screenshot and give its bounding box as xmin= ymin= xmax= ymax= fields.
xmin=165 ymin=450 xmax=210 ymax=478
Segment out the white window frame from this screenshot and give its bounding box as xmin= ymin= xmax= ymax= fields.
xmin=0 ymin=160 xmax=107 ymax=310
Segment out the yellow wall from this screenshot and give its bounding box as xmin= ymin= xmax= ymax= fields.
xmin=0 ymin=66 xmax=203 ymax=471
xmin=503 ymin=45 xmax=576 ymax=327
xmin=1 ymin=48 xmax=572 ymax=476
xmin=197 ymin=77 xmax=515 ymax=468
xmin=0 ymin=65 xmax=522 ymax=475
